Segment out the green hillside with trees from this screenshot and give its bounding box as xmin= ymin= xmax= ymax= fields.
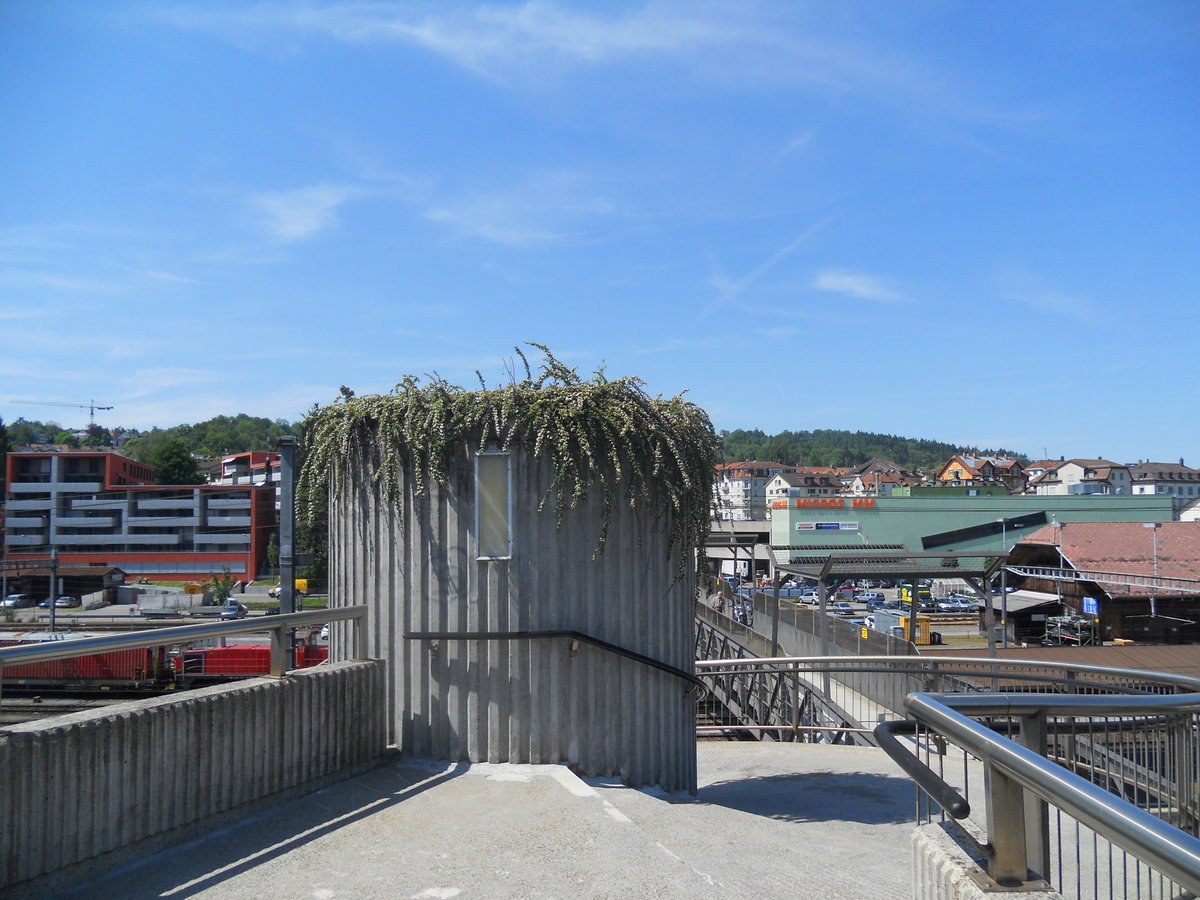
xmin=719 ymin=428 xmax=1026 ymax=470
xmin=125 ymin=414 xmax=295 ymax=461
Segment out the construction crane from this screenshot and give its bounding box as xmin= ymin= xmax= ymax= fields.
xmin=12 ymin=399 xmax=114 ymax=426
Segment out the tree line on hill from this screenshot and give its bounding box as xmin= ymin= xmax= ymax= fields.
xmin=2 ymin=413 xmax=1026 ymax=489
xmin=719 ymin=428 xmax=1026 ymax=470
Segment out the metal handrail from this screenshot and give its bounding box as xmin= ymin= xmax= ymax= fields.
xmin=695 ymin=654 xmax=1200 ymax=693
xmin=692 ymin=652 xmax=1200 ymax=890
xmin=906 ymin=690 xmax=1200 ymax=893
xmin=405 ymin=629 xmax=706 ymax=693
xmin=873 ymin=720 xmax=970 ymax=819
xmin=0 ymin=607 xmax=368 ymax=679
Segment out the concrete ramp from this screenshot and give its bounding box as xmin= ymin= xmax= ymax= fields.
xmin=63 ymin=744 xmax=916 ymax=899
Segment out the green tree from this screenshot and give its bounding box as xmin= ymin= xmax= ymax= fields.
xmin=266 ymin=531 xmax=279 ymax=571
xmin=50 ymin=429 xmax=81 ymax=449
xmin=208 ymin=565 xmax=238 ymax=603
xmin=148 ymin=437 xmax=203 ymax=485
xmin=81 ymin=424 xmax=112 ymax=447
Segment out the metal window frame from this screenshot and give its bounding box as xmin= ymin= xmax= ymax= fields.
xmin=474 ymin=450 xmax=513 ymax=561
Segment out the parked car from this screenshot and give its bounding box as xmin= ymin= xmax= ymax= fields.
xmin=1 ymin=593 xmax=37 ymax=608
xmin=219 ymin=600 xmax=249 ymax=620
xmin=777 ymin=583 xmax=813 ymax=599
xmin=941 ymin=598 xmax=979 ymax=612
xmin=855 ymin=591 xmax=887 ymax=607
xmin=38 ymin=596 xmax=78 ymax=608
xmin=830 ymin=601 xmax=856 ymax=616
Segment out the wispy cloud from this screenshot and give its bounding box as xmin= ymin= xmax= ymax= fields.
xmin=773 ymin=129 xmax=816 ymax=165
xmin=424 ymin=172 xmax=615 ymax=246
xmin=149 ymin=3 xmax=1034 ymax=129
xmin=755 ymin=326 xmax=801 ymax=341
xmin=251 ymin=183 xmax=359 ymax=241
xmin=120 ymin=367 xmax=221 ymax=400
xmin=151 ymin=2 xmax=742 ymax=74
xmin=700 ymin=218 xmax=832 ymax=323
xmin=812 ymin=269 xmax=901 ymax=302
xmin=629 ymin=337 xmax=718 ymax=355
xmin=132 ymin=268 xmax=208 ymax=286
xmin=0 ymin=269 xmax=123 ymax=293
xmin=996 ymin=270 xmax=1101 ymax=325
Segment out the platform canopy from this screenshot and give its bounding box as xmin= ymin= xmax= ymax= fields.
xmin=776 ymin=550 xmax=1008 ymax=585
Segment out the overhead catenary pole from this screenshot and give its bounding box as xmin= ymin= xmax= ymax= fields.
xmin=48 ymin=548 xmax=58 ymax=634
xmin=275 ymin=436 xmax=298 ymax=615
xmin=997 ymin=517 xmax=1009 ymax=649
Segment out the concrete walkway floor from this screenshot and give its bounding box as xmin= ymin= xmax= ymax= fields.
xmin=65 ymin=743 xmax=918 ymax=899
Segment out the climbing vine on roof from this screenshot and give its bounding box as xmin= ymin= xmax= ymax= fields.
xmin=297 ymin=344 xmax=721 ymax=579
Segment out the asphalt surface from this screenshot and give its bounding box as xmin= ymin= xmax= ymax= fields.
xmin=60 ymin=743 xmax=918 ymax=900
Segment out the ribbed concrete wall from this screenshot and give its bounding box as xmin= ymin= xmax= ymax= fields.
xmin=0 ymin=661 xmax=387 ymax=892
xmin=329 ymin=446 xmax=698 ymax=793
xmin=913 ymin=822 xmax=1064 ymax=900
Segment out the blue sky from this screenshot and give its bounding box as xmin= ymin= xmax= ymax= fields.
xmin=2 ymin=2 xmax=1197 ymax=464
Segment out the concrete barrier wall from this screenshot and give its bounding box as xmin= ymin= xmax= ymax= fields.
xmin=913 ymin=823 xmax=1064 ymax=900
xmin=0 ymin=660 xmax=388 ymax=892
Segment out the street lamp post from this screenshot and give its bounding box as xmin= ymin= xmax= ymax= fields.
xmin=995 ymin=518 xmax=1008 ymax=648
xmin=1143 ymin=522 xmax=1161 ymax=618
xmin=1052 ymin=520 xmax=1064 ymax=612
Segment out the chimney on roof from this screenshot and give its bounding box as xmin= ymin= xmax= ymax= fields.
xmin=1181 ymin=457 xmax=1185 ymax=467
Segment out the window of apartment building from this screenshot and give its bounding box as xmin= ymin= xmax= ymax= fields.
xmin=475 ymin=451 xmax=512 ymax=560
xmin=16 ymin=458 xmax=51 ymax=482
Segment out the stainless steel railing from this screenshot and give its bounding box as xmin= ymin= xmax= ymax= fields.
xmin=902 ymin=690 xmax=1200 ymax=892
xmin=692 ymin=653 xmax=1200 ymax=896
xmin=0 ymin=606 xmax=368 ymax=690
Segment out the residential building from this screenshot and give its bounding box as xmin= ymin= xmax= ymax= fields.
xmin=214 ymin=451 xmax=281 ymax=487
xmin=714 ymin=461 xmax=797 ymax=521
xmin=765 ymin=470 xmax=843 ymax=504
xmin=1022 ymin=460 xmax=1062 ymax=482
xmin=1029 ymin=459 xmax=1132 ymax=496
xmin=843 ymin=470 xmax=906 ymax=497
xmin=934 ymin=455 xmax=1026 ymax=492
xmin=4 ymin=449 xmax=275 ymax=582
xmin=1128 ymin=460 xmax=1200 ymax=503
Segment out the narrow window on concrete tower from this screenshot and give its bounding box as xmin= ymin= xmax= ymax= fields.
xmin=475 ymin=451 xmax=512 ymax=559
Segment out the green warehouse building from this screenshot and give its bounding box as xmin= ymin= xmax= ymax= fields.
xmin=769 ymin=493 xmax=1175 ymax=565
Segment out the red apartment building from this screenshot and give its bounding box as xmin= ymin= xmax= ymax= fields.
xmin=4 ymin=450 xmax=275 ymax=582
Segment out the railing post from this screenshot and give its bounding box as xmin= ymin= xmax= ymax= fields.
xmin=1018 ymin=711 xmax=1051 ymax=880
xmin=790 ymin=665 xmax=800 ymax=742
xmin=269 ymin=622 xmax=288 ymax=678
xmin=985 ymin=762 xmax=1030 ymax=886
xmin=353 ymin=610 xmax=366 ymax=661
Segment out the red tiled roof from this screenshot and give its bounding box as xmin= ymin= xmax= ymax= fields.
xmin=1020 ymin=521 xmax=1200 ymax=584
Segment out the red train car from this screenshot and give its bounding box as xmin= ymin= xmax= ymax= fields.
xmin=0 ymin=640 xmax=172 ymax=688
xmin=173 ymin=642 xmax=329 ymax=682
xmin=0 ymin=634 xmax=330 ymax=690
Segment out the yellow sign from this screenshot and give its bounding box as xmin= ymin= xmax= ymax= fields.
xmin=861 ymin=626 xmax=869 ymax=640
